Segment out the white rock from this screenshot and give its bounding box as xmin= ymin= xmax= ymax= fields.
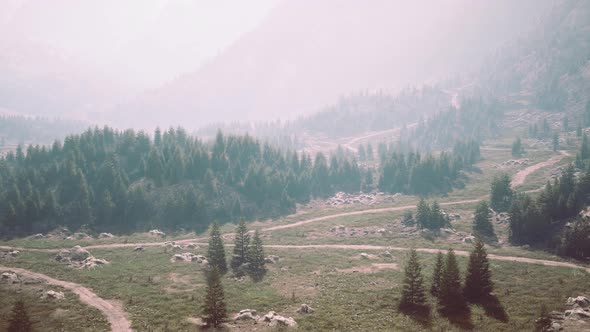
xmin=1 ymin=271 xmax=19 ymax=283
xmin=297 ymin=304 xmax=314 ymax=314
xmin=46 ymin=290 xmax=65 ymax=300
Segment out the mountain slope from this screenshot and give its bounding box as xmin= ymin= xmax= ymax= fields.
xmin=121 ymin=0 xmax=551 ymax=129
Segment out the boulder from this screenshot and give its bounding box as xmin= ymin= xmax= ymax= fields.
xmin=73 ymin=232 xmax=92 ymax=240
xmin=264 ymin=255 xmax=280 ymax=264
xmin=234 ymin=309 xmax=258 ymax=321
xmin=8 ymin=250 xmax=20 ymax=257
xmin=566 ymin=296 xmax=590 ymax=309
xmin=360 ymin=253 xmax=370 ymax=259
xmin=186 ymin=243 xmax=198 ymax=249
xmin=260 ymin=311 xmax=298 ymax=328
xmin=172 ymin=245 xmax=183 ymax=251
xmin=31 ymin=233 xmax=45 ymax=239
xmin=565 ymin=308 xmax=590 ymax=319
xmin=45 ymin=290 xmax=65 ymax=300
xmin=81 ymin=256 xmax=109 ymax=268
xmin=1 ymin=271 xmax=19 ymax=283
xmin=149 ymin=229 xmax=166 ymax=237
xmin=297 ymin=304 xmax=314 ymax=314
xmin=133 ymin=246 xmax=144 ymax=252
xmin=70 ymin=246 xmax=91 ymax=261
xmin=98 ymin=233 xmax=114 ymax=239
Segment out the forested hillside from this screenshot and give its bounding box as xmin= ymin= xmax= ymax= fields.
xmin=0 ymin=126 xmax=479 ymax=238
xmin=0 ymin=115 xmax=84 ymax=145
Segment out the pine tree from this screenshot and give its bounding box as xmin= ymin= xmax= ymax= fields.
xmin=416 ymin=198 xmax=431 ymax=229
xmin=230 ymin=219 xmax=250 ymax=276
xmin=202 ymin=267 xmax=227 ymax=328
xmin=490 ymin=173 xmax=513 ymax=212
xmin=430 ymin=251 xmax=444 ymax=297
xmin=399 ymin=249 xmax=427 ymax=310
xmin=207 ymin=222 xmax=227 ymax=274
xmin=473 ymin=201 xmax=494 ymax=237
xmin=463 ymin=238 xmax=493 ymax=302
xmin=247 ymin=230 xmax=267 ymax=282
xmin=438 ymin=249 xmax=466 ymax=313
xmin=7 ymin=300 xmax=32 ymax=332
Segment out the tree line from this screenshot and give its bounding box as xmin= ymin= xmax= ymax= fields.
xmin=0 ymin=127 xmax=368 ymax=237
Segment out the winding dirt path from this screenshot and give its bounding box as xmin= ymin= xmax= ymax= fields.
xmin=0 ymin=265 xmax=132 ymax=332
xmin=261 ymin=244 xmax=590 ymax=273
xmin=511 ymin=150 xmax=571 ymax=187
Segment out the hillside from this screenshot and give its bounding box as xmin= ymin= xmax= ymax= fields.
xmin=120 ymin=0 xmax=550 ymax=129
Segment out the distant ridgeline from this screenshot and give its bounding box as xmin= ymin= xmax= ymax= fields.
xmin=0 ymin=115 xmax=84 ymax=146
xmin=0 ymin=127 xmax=478 ymax=237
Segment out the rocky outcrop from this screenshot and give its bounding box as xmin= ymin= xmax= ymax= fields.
xmin=233 ymin=309 xmax=259 ymax=322
xmin=55 ymin=246 xmax=109 ymax=268
xmin=171 ymin=253 xmax=208 ymax=266
xmin=1 ymin=271 xmax=19 ymax=283
xmin=98 ymin=232 xmax=114 ymax=239
xmin=540 ymin=295 xmax=590 ymax=331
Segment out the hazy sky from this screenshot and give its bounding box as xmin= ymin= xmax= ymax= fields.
xmin=0 ymin=0 xmax=279 ymax=89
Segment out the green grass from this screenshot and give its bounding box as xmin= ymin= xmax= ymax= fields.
xmin=0 ymin=285 xmax=109 ymax=331
xmin=1 ymin=244 xmax=589 ymax=331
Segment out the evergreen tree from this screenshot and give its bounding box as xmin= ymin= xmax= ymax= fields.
xmin=399 ymin=249 xmax=427 ymax=311
xmin=202 ymin=267 xmax=227 ymax=328
xmin=207 ymin=222 xmax=227 ymax=275
xmin=247 ymin=230 xmax=267 ymax=282
xmin=463 ymin=238 xmax=493 ymax=302
xmin=430 ymin=201 xmax=444 ymax=230
xmin=511 ymin=138 xmax=524 ymax=157
xmin=473 ymin=201 xmax=494 ymax=237
xmin=490 ymin=173 xmax=513 ymax=212
xmin=416 ymin=198 xmax=431 ymax=229
xmin=430 ymin=251 xmax=445 ymax=297
xmin=7 ymin=300 xmax=32 ymax=332
xmin=553 ymin=133 xmax=559 ymax=151
xmin=438 ymin=249 xmax=466 ymax=313
xmin=230 ymin=219 xmax=250 ymax=276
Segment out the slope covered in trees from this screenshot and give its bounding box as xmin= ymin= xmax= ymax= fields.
xmin=0 ymin=127 xmax=366 ymax=237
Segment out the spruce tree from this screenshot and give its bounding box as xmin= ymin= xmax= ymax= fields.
xmin=416 ymin=198 xmax=431 ymax=229
xmin=202 ymin=267 xmax=227 ymax=328
xmin=7 ymin=300 xmax=32 ymax=332
xmin=207 ymin=222 xmax=227 ymax=275
xmin=473 ymin=201 xmax=494 ymax=237
xmin=463 ymin=238 xmax=493 ymax=302
xmin=247 ymin=230 xmax=267 ymax=282
xmin=399 ymin=249 xmax=427 ymax=310
xmin=230 ymin=219 xmax=250 ymax=276
xmin=430 ymin=251 xmax=444 ymax=297
xmin=438 ymin=249 xmax=466 ymax=313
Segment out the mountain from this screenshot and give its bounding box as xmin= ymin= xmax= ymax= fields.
xmin=121 ymin=0 xmax=552 ymax=129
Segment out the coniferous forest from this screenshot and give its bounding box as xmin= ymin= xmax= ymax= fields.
xmin=0 ymin=126 xmax=477 ymax=238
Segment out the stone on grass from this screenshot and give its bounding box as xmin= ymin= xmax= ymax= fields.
xmin=98 ymin=233 xmax=114 ymax=239
xmin=133 ymin=246 xmax=144 ymax=252
xmin=297 ymin=304 xmax=314 ymax=314
xmin=1 ymin=271 xmax=19 ymax=283
xmin=264 ymin=255 xmax=280 ymax=264
xmin=149 ymin=229 xmax=166 ymax=237
xmin=45 ymin=290 xmax=65 ymax=300
xmin=234 ymin=309 xmax=259 ymax=321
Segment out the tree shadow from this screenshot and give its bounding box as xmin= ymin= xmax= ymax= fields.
xmin=479 ymin=295 xmax=509 ymax=322
xmin=399 ymin=304 xmax=432 ymax=328
xmin=439 ymin=306 xmax=474 ymax=330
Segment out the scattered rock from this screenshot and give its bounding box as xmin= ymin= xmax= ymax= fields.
xmin=149 ymin=229 xmax=166 ymax=237
xmin=45 ymin=290 xmax=65 ymax=300
xmin=81 ymin=256 xmax=109 ymax=268
xmin=541 ymin=295 xmax=590 ymax=331
xmin=264 ymin=255 xmax=280 ymax=264
xmin=186 ymin=243 xmax=199 ymax=249
xmin=98 ymin=233 xmax=114 ymax=239
xmin=73 ymin=232 xmax=92 ymax=240
xmin=31 ymin=233 xmax=45 ymax=239
xmin=171 ymin=253 xmax=208 ymax=266
xmin=1 ymin=271 xmax=19 ymax=283
xmin=234 ymin=309 xmax=259 ymax=321
xmin=261 ymin=311 xmax=297 ymax=328
xmin=172 ymin=245 xmax=183 ymax=251
xmin=297 ymin=304 xmax=314 ymax=314
xmin=566 ymin=296 xmax=590 ymax=309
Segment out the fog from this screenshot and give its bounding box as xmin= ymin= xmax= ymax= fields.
xmin=0 ymin=0 xmax=553 ymax=128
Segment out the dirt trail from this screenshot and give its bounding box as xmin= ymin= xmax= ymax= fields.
xmin=262 ymin=199 xmax=480 ymax=232
xmin=262 ymin=244 xmax=590 ymax=273
xmin=0 ymin=265 xmax=132 ymax=332
xmin=511 ymin=150 xmax=571 ymax=187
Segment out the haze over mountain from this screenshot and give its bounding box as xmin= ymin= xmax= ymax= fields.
xmin=0 ymin=1 xmax=553 ymax=129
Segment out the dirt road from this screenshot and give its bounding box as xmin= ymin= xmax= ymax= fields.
xmin=0 ymin=265 xmax=132 ymax=332
xmin=511 ymin=150 xmax=571 ymax=187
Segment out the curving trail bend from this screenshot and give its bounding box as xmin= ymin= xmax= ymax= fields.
xmin=0 ymin=265 xmax=132 ymax=332
xmin=511 ymin=150 xmax=571 ymax=187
